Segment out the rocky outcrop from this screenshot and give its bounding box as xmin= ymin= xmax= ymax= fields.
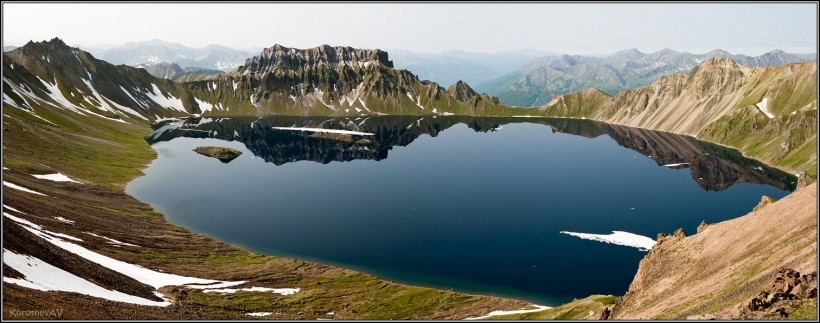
xmin=193 ymin=146 xmax=242 ymax=163
xmin=753 ymin=196 xmax=777 ymax=211
xmin=696 ymin=220 xmax=709 ymax=234
xmin=741 ymin=268 xmax=817 ymax=319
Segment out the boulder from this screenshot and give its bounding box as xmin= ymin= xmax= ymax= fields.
xmin=697 ymin=220 xmax=709 ymax=234
xmin=752 ymin=196 xmax=777 ymax=211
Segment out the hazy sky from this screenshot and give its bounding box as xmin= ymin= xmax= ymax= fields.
xmin=3 ymin=3 xmax=817 ymax=55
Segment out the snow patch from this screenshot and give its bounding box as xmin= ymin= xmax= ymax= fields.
xmin=37 ymin=77 xmax=87 ymax=115
xmin=79 ymin=77 xmax=140 ymax=122
xmin=560 ymin=230 xmax=656 ymax=251
xmin=3 ymin=181 xmax=48 ymax=196
xmin=3 ymin=204 xmax=23 ymax=214
xmin=195 ymin=98 xmax=215 ymax=113
xmin=85 ymin=232 xmax=139 ymax=247
xmin=2 ymin=249 xmax=172 ymax=306
xmin=270 ymin=127 xmax=374 ymax=136
xmin=464 ymin=305 xmax=551 ymax=320
xmin=54 ymin=217 xmax=75 ymax=224
xmin=119 ymin=86 xmax=146 ymax=109
xmin=10 ymin=217 xmax=244 ymax=290
xmin=246 ymin=312 xmax=273 ymax=317
xmin=415 ymin=96 xmax=424 ymax=110
xmin=4 ymin=212 xmax=81 ymax=242
xmin=755 ymin=98 xmax=774 ymax=119
xmin=203 ymin=286 xmax=301 ymax=295
xmin=31 ymin=173 xmax=82 ymax=184
xmin=144 ymin=84 xmax=186 ymax=112
xmin=183 ymin=281 xmax=248 ymax=290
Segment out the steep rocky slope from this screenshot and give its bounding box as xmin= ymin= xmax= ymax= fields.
xmin=609 ymin=182 xmax=817 ymax=319
xmin=539 ymin=58 xmax=817 ymax=183
xmin=3 ymin=38 xmax=201 ymax=122
xmin=178 ymin=44 xmax=515 ymax=117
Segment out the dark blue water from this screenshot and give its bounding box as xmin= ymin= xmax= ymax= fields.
xmin=126 ymin=116 xmax=793 ymax=306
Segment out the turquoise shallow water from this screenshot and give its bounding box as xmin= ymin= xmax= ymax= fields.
xmin=126 ymin=116 xmax=793 ymax=306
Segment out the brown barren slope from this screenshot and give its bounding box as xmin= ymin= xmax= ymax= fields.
xmin=612 ymin=182 xmax=817 ymax=319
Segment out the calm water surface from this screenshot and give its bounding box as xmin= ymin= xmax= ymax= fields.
xmin=126 ymin=116 xmax=793 ymax=305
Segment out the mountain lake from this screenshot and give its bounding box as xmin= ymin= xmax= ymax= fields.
xmin=126 ymin=115 xmax=794 ymax=306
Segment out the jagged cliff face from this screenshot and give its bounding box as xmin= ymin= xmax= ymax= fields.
xmin=180 ymin=44 xmax=515 ymax=117
xmin=540 ymin=58 xmax=817 ymax=181
xmin=2 ymin=38 xmax=199 ymax=123
xmin=238 ymin=44 xmax=393 ymax=73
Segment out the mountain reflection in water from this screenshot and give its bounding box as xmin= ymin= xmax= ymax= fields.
xmin=147 ymin=115 xmax=795 ymax=192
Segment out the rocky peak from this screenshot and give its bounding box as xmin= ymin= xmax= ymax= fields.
xmin=620 ymin=48 xmax=645 ymax=56
xmin=687 ymin=57 xmax=745 ymax=96
xmin=446 ymin=80 xmax=479 ymax=101
xmin=610 ymin=48 xmax=646 ymax=61
xmin=238 ymin=44 xmax=393 ymax=74
xmin=704 ymin=49 xmax=731 ymax=57
xmin=19 ymin=37 xmax=73 ymax=56
xmin=9 ymin=37 xmax=92 ymax=83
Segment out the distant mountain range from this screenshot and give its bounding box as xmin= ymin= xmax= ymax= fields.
xmin=86 ymin=39 xmax=253 ymax=71
xmin=389 ymin=48 xmax=557 ymax=88
xmin=476 ymin=48 xmax=816 ymax=106
xmin=135 ymin=62 xmax=223 ymax=80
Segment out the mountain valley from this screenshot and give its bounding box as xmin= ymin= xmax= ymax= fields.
xmin=1 ymin=37 xmax=816 ymax=320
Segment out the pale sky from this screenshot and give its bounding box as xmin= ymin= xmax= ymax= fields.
xmin=2 ymin=3 xmax=817 ymax=55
